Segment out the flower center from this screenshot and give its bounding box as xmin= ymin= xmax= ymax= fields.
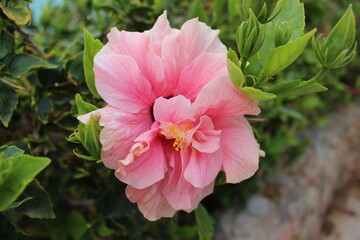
xmin=159 ymin=122 xmax=194 ymax=151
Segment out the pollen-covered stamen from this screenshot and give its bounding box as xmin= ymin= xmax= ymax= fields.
xmin=159 ymin=122 xmax=194 ymax=151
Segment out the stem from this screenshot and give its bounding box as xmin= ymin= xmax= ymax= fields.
xmin=0 ymin=77 xmax=25 ymax=90
xmin=307 ymin=68 xmax=330 ymax=84
xmin=8 ymin=21 xmax=46 ymax=57
xmin=240 ymin=57 xmax=248 ymax=76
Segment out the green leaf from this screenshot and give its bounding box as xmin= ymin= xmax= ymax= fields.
xmin=0 ymin=155 xmax=51 ymax=211
xmin=152 ymin=0 xmax=164 ymax=14
xmin=8 ymin=54 xmax=57 ymax=78
xmin=16 ymin=180 xmax=55 ymax=219
xmin=83 ymin=115 xmax=102 ymax=160
xmin=36 ymin=97 xmax=54 ymax=124
xmin=227 ymin=59 xmax=245 ymax=88
xmin=0 ymin=2 xmax=31 ymax=25
xmin=0 ymin=145 xmax=23 ymax=159
xmin=97 ymin=219 xmax=115 ymax=237
xmin=257 ymin=0 xmax=305 ymax=64
xmin=323 ymin=5 xmax=356 ymax=63
xmin=75 ymin=94 xmax=98 ymax=116
xmin=187 ymin=0 xmax=208 ymax=22
xmin=0 ymin=80 xmax=18 ymax=127
xmin=83 ymin=28 xmax=103 ymax=99
xmin=67 ymin=211 xmax=88 ymax=240
xmin=268 ymin=79 xmax=328 ymax=98
xmin=240 ymin=87 xmax=276 ymax=101
xmin=0 ymin=30 xmax=15 ymax=59
xmin=260 ymin=29 xmax=316 ymax=81
xmin=195 ymin=204 xmax=214 ymax=240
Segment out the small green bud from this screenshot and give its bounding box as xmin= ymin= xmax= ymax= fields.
xmin=236 ymin=10 xmax=265 ymax=60
xmin=274 ymin=22 xmax=292 ymax=47
xmin=239 ymin=0 xmax=282 ymax=23
xmin=312 ymin=5 xmax=357 ymax=69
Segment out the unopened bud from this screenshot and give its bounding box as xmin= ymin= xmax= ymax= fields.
xmin=236 ymin=10 xmax=265 ymax=60
xmin=312 ymin=5 xmax=357 ymax=69
xmin=274 ymin=22 xmax=292 ymax=47
xmin=239 ymin=0 xmax=281 ymax=23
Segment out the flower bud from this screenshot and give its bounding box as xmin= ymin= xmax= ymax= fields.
xmin=274 ymin=22 xmax=292 ymax=47
xmin=239 ymin=0 xmax=281 ymax=23
xmin=312 ymin=5 xmax=357 ymax=69
xmin=236 ymin=10 xmax=265 ymax=60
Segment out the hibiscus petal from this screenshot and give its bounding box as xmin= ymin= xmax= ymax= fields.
xmin=104 ymin=28 xmax=166 ymax=96
xmin=193 ymin=76 xmax=261 ymax=117
xmin=175 ymin=53 xmax=228 ymax=101
xmin=126 ymin=179 xmax=177 ymax=221
xmin=163 ymin=150 xmax=215 ymax=209
xmin=212 ymin=116 xmax=259 ymax=183
xmin=78 ymin=106 xmax=153 ymax=170
xmin=190 ymin=115 xmax=221 ymax=154
xmin=115 ymin=137 xmax=167 ymax=189
xmin=94 ymin=54 xmax=156 ymax=113
xmin=145 ymin=11 xmax=178 ymax=47
xmin=161 ymin=18 xmax=226 ymax=94
xmin=183 ymin=147 xmax=223 ymax=188
xmin=153 ymin=95 xmax=194 ymax=124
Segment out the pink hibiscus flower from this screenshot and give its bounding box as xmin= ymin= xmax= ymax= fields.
xmin=79 ymin=12 xmax=262 ymax=221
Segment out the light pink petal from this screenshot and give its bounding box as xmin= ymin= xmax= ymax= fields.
xmin=193 ymin=76 xmax=260 ymax=117
xmin=180 ymin=18 xmax=227 ymax=54
xmin=175 ymin=53 xmax=228 ymax=101
xmin=163 ymin=150 xmax=215 ymax=209
xmin=126 ymin=179 xmax=177 ymax=221
xmin=115 ymin=137 xmax=167 ymax=189
xmin=212 ymin=116 xmax=259 ymax=183
xmin=145 ymin=11 xmax=179 ymax=51
xmin=183 ymin=147 xmax=223 ymax=188
xmin=94 ymin=54 xmax=156 ymax=113
xmin=191 ymin=115 xmax=221 ymax=154
xmin=77 ymin=106 xmax=153 ymax=170
xmin=104 ymin=28 xmax=166 ymax=96
xmin=161 ymin=18 xmax=226 ymax=95
xmin=153 ymin=95 xmax=194 ymax=124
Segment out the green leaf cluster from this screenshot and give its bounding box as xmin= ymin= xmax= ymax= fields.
xmin=0 ymin=145 xmax=51 ymax=212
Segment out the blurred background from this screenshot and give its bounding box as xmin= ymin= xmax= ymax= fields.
xmin=0 ymin=0 xmax=359 ymax=239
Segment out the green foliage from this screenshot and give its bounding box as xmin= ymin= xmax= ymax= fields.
xmin=195 ymin=204 xmax=215 ymax=240
xmin=0 ymin=80 xmax=18 ymax=127
xmin=83 ymin=29 xmax=103 ymax=99
xmin=259 ymin=29 xmax=316 ymax=83
xmin=312 ymin=4 xmax=357 ymax=69
xmin=0 ymin=1 xmax=31 ymax=25
xmin=0 ymin=145 xmax=51 ymax=211
xmin=8 ymin=54 xmax=57 ymax=78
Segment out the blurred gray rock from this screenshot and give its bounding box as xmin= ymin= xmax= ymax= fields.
xmin=218 ymin=101 xmax=360 ymax=240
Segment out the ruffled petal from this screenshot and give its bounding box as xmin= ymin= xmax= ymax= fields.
xmin=175 ymin=53 xmax=228 ymax=101
xmin=190 ymin=115 xmax=221 ymax=154
xmin=77 ymin=106 xmax=153 ymax=170
xmin=193 ymin=76 xmax=260 ymax=117
xmin=163 ymin=150 xmax=215 ymax=209
xmin=104 ymin=28 xmax=166 ymax=96
xmin=115 ymin=137 xmax=167 ymax=189
xmin=153 ymin=95 xmax=194 ymax=124
xmin=161 ymin=18 xmax=226 ymax=95
xmin=183 ymin=147 xmax=223 ymax=188
xmin=212 ymin=116 xmax=259 ymax=183
xmin=126 ymin=179 xmax=177 ymax=221
xmin=94 ymin=54 xmax=156 ymax=113
xmin=145 ymin=11 xmax=179 ymax=56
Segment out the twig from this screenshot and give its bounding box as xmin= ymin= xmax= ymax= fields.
xmin=0 ymin=77 xmax=25 ymax=90
xmin=8 ymin=21 xmax=46 ymax=57
xmin=246 ymin=117 xmax=268 ymax=122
